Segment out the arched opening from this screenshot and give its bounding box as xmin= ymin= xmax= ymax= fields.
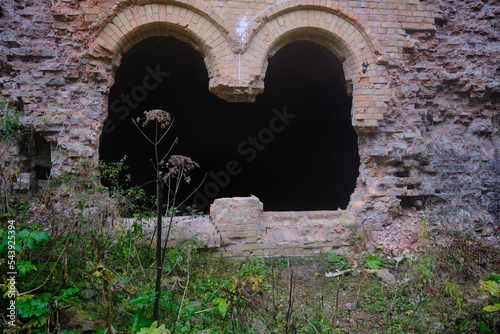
xmin=99 ymin=36 xmax=359 ymax=212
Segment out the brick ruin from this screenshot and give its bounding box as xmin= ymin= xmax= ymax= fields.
xmin=0 ymin=0 xmax=498 ymax=256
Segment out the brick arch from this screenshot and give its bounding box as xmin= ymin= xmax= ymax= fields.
xmin=243 ymin=8 xmax=386 ymax=130
xmin=89 ymin=0 xmax=239 ymax=48
xmin=264 ymin=28 xmax=358 ymax=85
xmin=86 ymin=3 xmax=237 ymax=94
xmin=246 ymin=0 xmax=381 ymax=54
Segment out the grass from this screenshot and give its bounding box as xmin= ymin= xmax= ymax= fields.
xmin=1 ymin=220 xmax=500 ymax=333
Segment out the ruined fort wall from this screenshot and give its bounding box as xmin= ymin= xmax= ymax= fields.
xmin=354 ymin=0 xmax=499 ymax=235
xmin=0 ymin=0 xmax=498 ymax=245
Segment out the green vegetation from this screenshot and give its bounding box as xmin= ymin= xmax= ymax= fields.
xmin=0 ymin=99 xmax=21 ymax=141
xmin=2 ymin=183 xmax=499 ymax=333
xmin=366 ymin=253 xmax=382 ymax=270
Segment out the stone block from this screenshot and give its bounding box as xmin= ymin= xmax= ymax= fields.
xmin=47 ymin=77 xmax=65 ymax=86
xmin=40 ymin=49 xmax=59 ymax=57
xmin=17 ymin=75 xmax=34 ymax=84
xmin=11 ymin=48 xmax=33 ymax=56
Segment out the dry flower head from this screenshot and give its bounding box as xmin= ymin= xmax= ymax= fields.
xmin=163 ymin=155 xmax=200 ymax=184
xmin=137 ymin=109 xmax=172 ymax=129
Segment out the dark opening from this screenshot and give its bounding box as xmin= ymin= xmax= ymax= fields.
xmin=99 ymin=36 xmax=359 ymax=212
xmin=20 ymin=132 xmax=52 ymax=182
xmin=34 ymin=134 xmax=52 ymax=181
xmin=34 ymin=164 xmax=50 ymax=180
xmin=395 ymin=171 xmax=410 ymax=178
xmin=398 ymin=196 xmax=424 ymax=209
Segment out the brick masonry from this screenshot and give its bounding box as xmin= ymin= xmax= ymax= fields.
xmin=210 ymin=196 xmax=351 ymax=257
xmin=0 ymin=0 xmax=498 ymax=251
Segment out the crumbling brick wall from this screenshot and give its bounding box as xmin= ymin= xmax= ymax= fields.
xmin=210 ymin=196 xmax=351 ymax=257
xmin=0 ymin=0 xmax=498 ymax=246
xmin=351 ymin=0 xmax=499 ymax=234
xmin=420 ymin=0 xmax=499 ymax=232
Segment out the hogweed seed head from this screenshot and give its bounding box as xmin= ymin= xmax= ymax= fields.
xmin=140 ymin=109 xmax=172 ymax=128
xmin=164 ymin=155 xmax=200 ymax=184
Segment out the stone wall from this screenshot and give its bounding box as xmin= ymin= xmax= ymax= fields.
xmin=351 ymin=0 xmax=499 ymax=235
xmin=0 ymin=0 xmax=498 ymax=245
xmin=210 ymin=196 xmax=351 ymax=257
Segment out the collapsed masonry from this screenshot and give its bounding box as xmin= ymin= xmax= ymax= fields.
xmin=210 ymin=196 xmax=351 ymax=257
xmin=124 ymin=196 xmax=351 ymax=257
xmin=0 ymin=0 xmax=498 ymax=255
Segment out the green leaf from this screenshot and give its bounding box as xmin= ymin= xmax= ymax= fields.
xmin=327 ymin=251 xmax=339 ymax=263
xmin=30 ymin=230 xmax=50 ymax=243
xmin=480 ymin=280 xmax=500 ymax=297
xmin=487 ymin=272 xmax=500 ymax=283
xmin=17 ymin=229 xmax=31 ymax=238
xmin=56 ymin=287 xmax=80 ymax=300
xmin=137 ymin=321 xmax=171 ymax=334
xmin=130 ymin=311 xmax=153 ymax=332
xmin=218 ymin=303 xmax=228 ymax=317
xmin=478 ymin=321 xmax=495 ymax=334
xmin=15 ymin=229 xmax=50 ymax=251
xmin=0 ymin=237 xmax=22 ymax=254
xmin=17 ymin=260 xmax=37 ymax=277
xmin=483 ymin=304 xmax=500 ymax=312
xmin=26 ymin=237 xmax=34 ymax=251
xmin=30 ymin=315 xmax=47 ymax=328
xmin=366 ymin=254 xmax=382 ymax=269
xmin=129 ymin=291 xmax=155 ymax=308
xmin=16 ymin=294 xmax=51 ymax=318
xmin=212 ymin=297 xmax=228 ymax=317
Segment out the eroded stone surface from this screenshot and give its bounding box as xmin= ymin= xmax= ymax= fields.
xmin=121 ymin=215 xmax=222 ymax=248
xmin=211 ymin=196 xmax=351 ymax=257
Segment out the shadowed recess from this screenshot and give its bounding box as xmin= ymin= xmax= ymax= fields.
xmin=99 ymin=36 xmax=359 ymax=212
